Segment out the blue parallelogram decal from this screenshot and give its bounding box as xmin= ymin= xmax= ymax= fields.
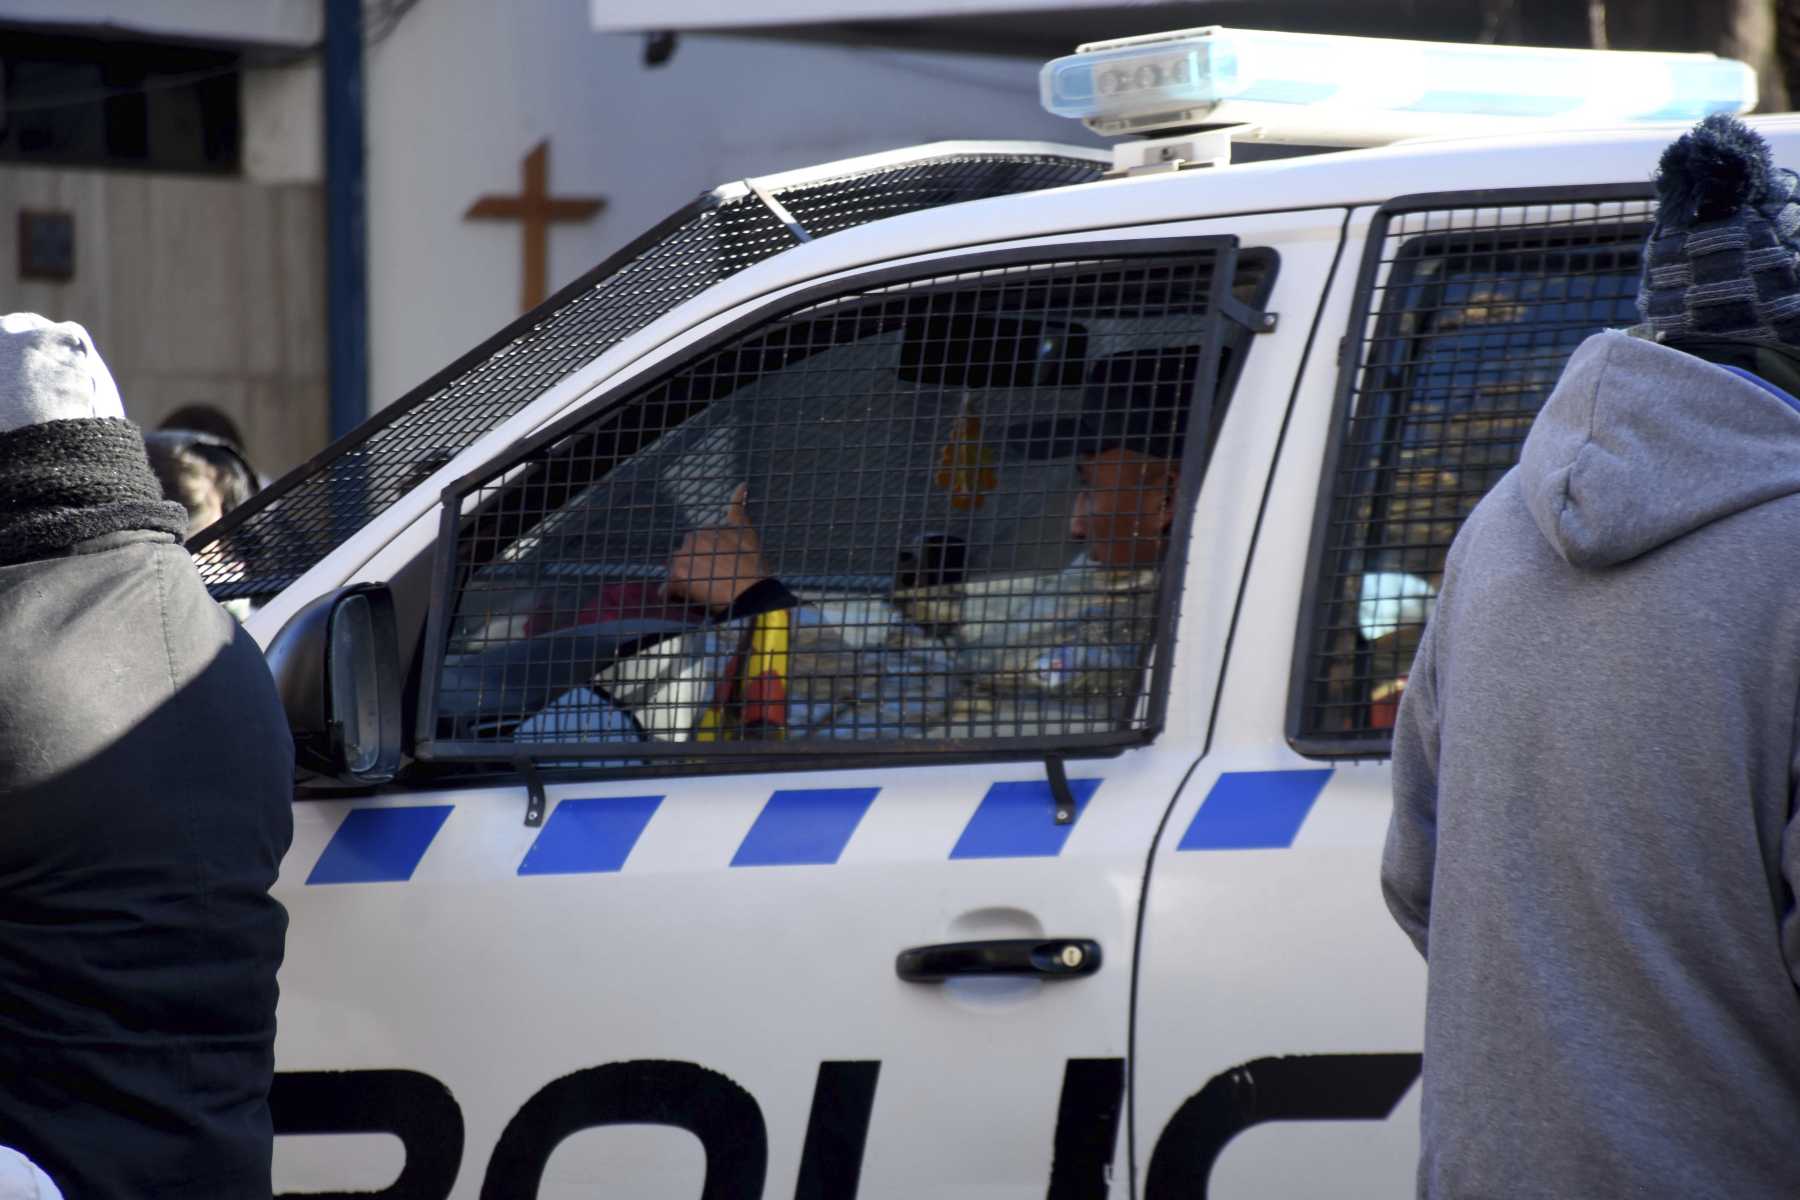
xmin=307 ymin=805 xmax=455 ymax=885
xmin=1177 ymin=770 xmax=1333 ymax=851
xmin=518 ymin=795 xmax=664 ymax=876
xmin=950 ymin=778 xmax=1102 ymax=860
xmin=731 ymin=788 xmax=880 ymax=867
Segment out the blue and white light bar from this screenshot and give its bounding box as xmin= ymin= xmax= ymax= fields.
xmin=1040 ymin=27 xmax=1757 ymax=146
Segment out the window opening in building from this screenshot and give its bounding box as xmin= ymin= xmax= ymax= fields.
xmin=0 ymin=30 xmax=240 ymax=174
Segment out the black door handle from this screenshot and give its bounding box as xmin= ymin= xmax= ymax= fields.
xmin=895 ymin=938 xmax=1102 ymax=982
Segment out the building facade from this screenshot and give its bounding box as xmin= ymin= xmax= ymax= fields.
xmin=4 ymin=0 xmax=1766 ymax=482
xmin=0 ymin=14 xmax=328 ymax=477
xmin=0 ymin=0 xmax=1108 ymax=474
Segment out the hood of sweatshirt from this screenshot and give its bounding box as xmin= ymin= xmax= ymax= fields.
xmin=1517 ymin=330 xmax=1800 ymax=568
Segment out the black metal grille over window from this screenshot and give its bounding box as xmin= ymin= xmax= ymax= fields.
xmin=417 ymin=241 xmax=1274 ymax=770
xmin=1291 ymin=186 xmax=1654 ymax=755
xmin=192 ymin=151 xmax=1106 ymax=602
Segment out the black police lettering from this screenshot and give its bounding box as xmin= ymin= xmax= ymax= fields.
xmin=1143 ymin=1053 xmax=1422 ymax=1198
xmin=271 ymin=1052 xmax=1419 ymax=1197
xmin=270 ymin=1069 xmax=464 ymax=1200
xmin=794 ymin=1061 xmax=880 ymax=1199
xmin=480 ymin=1061 xmax=767 ymax=1200
xmin=1047 ymin=1058 xmax=1126 ymax=1199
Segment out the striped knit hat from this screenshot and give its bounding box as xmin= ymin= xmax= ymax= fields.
xmin=1637 ymin=115 xmax=1800 ymax=345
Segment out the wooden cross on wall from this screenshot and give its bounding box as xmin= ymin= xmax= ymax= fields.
xmin=464 ymin=140 xmax=606 ymax=314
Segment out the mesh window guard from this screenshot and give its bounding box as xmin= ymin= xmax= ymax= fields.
xmin=418 ymin=240 xmax=1275 ymax=770
xmin=1291 ymin=186 xmax=1655 ymax=756
xmin=191 ymin=150 xmax=1105 ymax=603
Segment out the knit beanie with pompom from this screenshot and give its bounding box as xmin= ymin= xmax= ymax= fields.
xmin=1638 ymin=114 xmax=1800 ymax=345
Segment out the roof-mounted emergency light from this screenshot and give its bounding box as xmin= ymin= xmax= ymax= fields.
xmin=1040 ymin=26 xmax=1757 ymax=170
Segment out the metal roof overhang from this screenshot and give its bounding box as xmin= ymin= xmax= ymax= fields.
xmin=590 ymin=0 xmax=1493 ymax=58
xmin=0 ymin=0 xmax=320 ymax=51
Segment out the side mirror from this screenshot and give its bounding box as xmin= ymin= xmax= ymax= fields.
xmin=266 ymin=584 xmax=403 ymax=784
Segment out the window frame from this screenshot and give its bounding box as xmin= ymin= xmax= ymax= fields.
xmin=1286 ymin=184 xmax=1656 ymax=759
xmin=413 ymin=234 xmax=1276 ymax=771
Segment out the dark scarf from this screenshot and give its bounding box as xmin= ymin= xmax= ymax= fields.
xmin=0 ymin=418 xmax=188 ymax=568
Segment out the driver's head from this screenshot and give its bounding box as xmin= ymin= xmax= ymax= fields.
xmin=1008 ymin=346 xmax=1199 ymax=569
xmin=1070 ymin=446 xmax=1179 ymax=568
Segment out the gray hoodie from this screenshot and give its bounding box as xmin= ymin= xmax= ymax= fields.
xmin=1384 ymin=329 xmax=1800 ymax=1199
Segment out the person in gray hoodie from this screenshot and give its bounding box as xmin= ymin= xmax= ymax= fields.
xmin=1384 ymin=115 xmax=1800 ymax=1198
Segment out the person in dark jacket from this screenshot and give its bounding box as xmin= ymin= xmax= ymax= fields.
xmin=0 ymin=313 xmax=294 ymax=1198
xmin=1383 ymin=116 xmax=1800 ymax=1199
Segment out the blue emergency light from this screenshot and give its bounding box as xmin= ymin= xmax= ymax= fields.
xmin=1040 ymin=27 xmax=1758 ymax=145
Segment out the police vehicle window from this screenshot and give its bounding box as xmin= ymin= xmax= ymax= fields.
xmin=422 ymin=245 xmax=1274 ymax=770
xmin=1293 ymin=193 xmax=1654 ymax=755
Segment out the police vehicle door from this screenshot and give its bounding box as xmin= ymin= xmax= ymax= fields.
xmin=1132 ymin=187 xmax=1657 ymax=1196
xmin=270 ymin=212 xmax=1333 ymax=1199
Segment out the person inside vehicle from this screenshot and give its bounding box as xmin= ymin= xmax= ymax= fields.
xmin=512 ymin=347 xmax=1195 ymax=744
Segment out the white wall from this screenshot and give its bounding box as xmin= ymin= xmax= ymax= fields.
xmin=363 ymin=0 xmax=1102 ymax=413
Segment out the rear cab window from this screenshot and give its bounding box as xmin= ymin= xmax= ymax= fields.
xmin=1292 ymin=187 xmax=1657 ymax=755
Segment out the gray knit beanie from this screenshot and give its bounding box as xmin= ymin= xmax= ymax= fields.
xmin=0 ymin=313 xmax=124 ymax=432
xmin=1637 ymin=115 xmax=1800 ymax=346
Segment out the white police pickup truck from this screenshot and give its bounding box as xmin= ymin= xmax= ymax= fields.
xmin=199 ymin=27 xmax=1774 ymax=1199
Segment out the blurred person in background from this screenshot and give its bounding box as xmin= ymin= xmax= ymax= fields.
xmin=143 ymin=429 xmax=259 ymax=538
xmin=145 ymin=422 xmax=261 ymax=536
xmin=158 ymin=403 xmax=248 ymax=453
xmin=145 ymin=414 xmax=263 ymax=621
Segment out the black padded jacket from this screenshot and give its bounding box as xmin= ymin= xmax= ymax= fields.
xmin=0 ymin=530 xmax=293 ymax=1199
